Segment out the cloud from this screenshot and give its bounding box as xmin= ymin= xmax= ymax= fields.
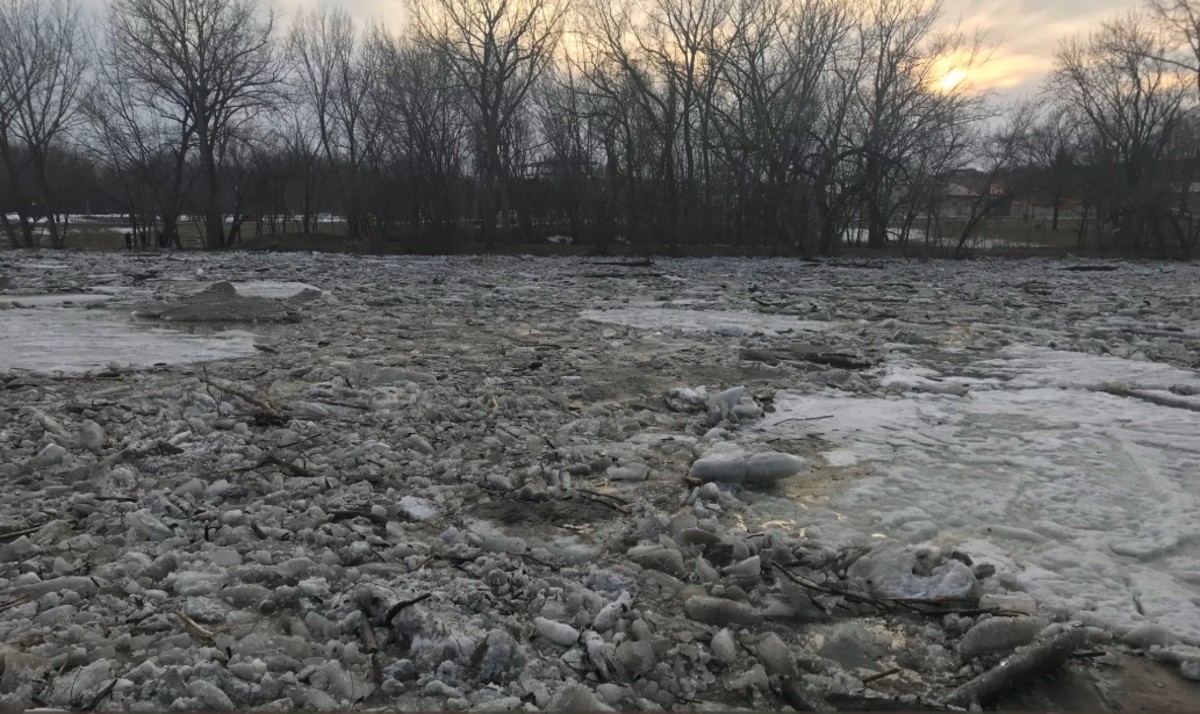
xmin=81 ymin=0 xmax=1138 ymax=94
xmin=941 ymin=0 xmax=1138 ymax=92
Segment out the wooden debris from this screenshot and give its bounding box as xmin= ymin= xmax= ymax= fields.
xmin=942 ymin=627 xmax=1087 ymax=708
xmin=384 ymin=593 xmax=433 ymax=626
xmin=176 ymin=611 xmax=222 ymax=645
xmin=741 ymin=346 xmax=873 ymax=370
xmin=198 ymin=370 xmax=283 ymax=421
xmin=262 ymin=453 xmax=321 ymax=479
xmin=1061 ymin=264 xmax=1118 ymax=272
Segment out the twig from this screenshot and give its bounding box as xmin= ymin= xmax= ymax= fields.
xmin=0 ymin=525 xmax=43 ymax=542
xmin=263 ymin=453 xmax=321 ymax=478
xmin=384 ymin=593 xmax=432 ymax=626
xmin=575 ymin=489 xmax=630 ymax=513
xmin=199 ymin=369 xmax=282 ymax=420
xmin=177 ymin=611 xmax=223 ymax=645
xmin=0 ymin=596 xmax=33 ymax=613
xmin=862 ymin=667 xmax=903 ymax=684
xmin=86 ymin=679 xmax=118 ymax=710
xmin=359 ymin=613 xmax=378 ymax=654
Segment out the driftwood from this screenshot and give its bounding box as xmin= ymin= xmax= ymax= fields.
xmin=741 ymin=346 xmax=873 ymax=370
xmin=589 ymin=258 xmax=654 ymax=267
xmin=384 ymin=592 xmax=433 ymax=626
xmin=579 ymin=271 xmax=665 ymax=279
xmin=199 ymin=370 xmax=283 ymax=422
xmin=942 ymin=627 xmax=1087 ymax=708
xmin=1061 ymin=264 xmax=1118 ymax=272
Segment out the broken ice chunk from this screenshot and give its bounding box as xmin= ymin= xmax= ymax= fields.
xmin=689 ymin=450 xmax=808 ymax=484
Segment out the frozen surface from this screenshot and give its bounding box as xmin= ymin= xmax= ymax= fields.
xmin=761 ymin=346 xmax=1200 ymax=645
xmin=0 ymin=293 xmax=114 ymax=306
xmin=0 ymin=307 xmax=259 ymax=374
xmin=227 ymin=281 xmax=324 ymax=299
xmin=580 ymin=307 xmax=836 ymax=337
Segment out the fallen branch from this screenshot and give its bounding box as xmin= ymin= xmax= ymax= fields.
xmin=862 ymin=667 xmax=903 ymax=684
xmin=177 ymin=611 xmax=224 ymax=646
xmin=0 ymin=524 xmax=43 ymax=542
xmin=941 ymin=628 xmax=1087 ymax=708
xmin=575 ymin=489 xmax=630 ymax=513
xmin=0 ymin=596 xmax=33 ymax=613
xmin=263 ymin=453 xmax=321 ymax=479
xmin=772 ymin=564 xmax=1019 ymax=618
xmin=199 ymin=370 xmax=282 ymax=421
xmin=86 ymin=679 xmax=118 ymax=711
xmin=1061 ymin=265 xmax=1118 ymax=272
xmin=384 ymin=593 xmax=433 ymax=626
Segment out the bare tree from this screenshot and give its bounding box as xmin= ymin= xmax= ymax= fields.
xmin=953 ymin=103 xmax=1035 ymax=255
xmin=0 ymin=0 xmax=86 ymax=249
xmin=414 ymin=0 xmax=568 ymax=249
xmin=288 ymin=8 xmax=377 ymax=238
xmin=111 ymin=0 xmax=279 ymax=250
xmin=369 ymin=30 xmax=468 ymax=242
xmin=1051 ymin=11 xmax=1192 ymax=255
xmin=850 ymin=0 xmax=986 ymax=249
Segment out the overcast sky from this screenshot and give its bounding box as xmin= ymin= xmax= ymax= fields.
xmin=88 ymin=0 xmax=1142 ymax=98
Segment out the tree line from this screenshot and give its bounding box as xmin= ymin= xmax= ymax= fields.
xmin=2 ymin=0 xmax=1200 ymax=257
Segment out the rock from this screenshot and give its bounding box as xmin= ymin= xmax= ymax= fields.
xmin=592 ymin=592 xmax=632 ymax=632
xmin=552 ymin=683 xmax=613 ymax=712
xmin=479 ymin=629 xmax=525 ymax=684
xmin=78 ymin=420 xmax=106 ymax=454
xmin=49 ymin=659 xmax=112 ymax=707
xmin=710 ymin=629 xmax=737 ymax=665
xmin=689 ymin=450 xmax=807 ymax=485
xmin=535 ymin=617 xmax=580 ymax=646
xmin=125 ymin=509 xmax=174 ymax=541
xmin=0 ymin=535 xmax=36 ymax=563
xmin=683 ymin=596 xmax=763 ymax=627
xmin=847 ymin=542 xmax=981 ymax=601
xmin=959 ymin=617 xmax=1046 ymax=658
xmin=371 ymin=367 xmax=436 ymax=385
xmin=5 ymin=576 xmax=99 ymax=599
xmin=723 ymin=555 xmax=762 ymax=578
xmin=613 ymin=640 xmax=655 ymax=676
xmin=756 ymin=632 xmax=797 ymax=678
xmin=34 ymin=443 xmax=67 ymax=468
xmin=627 ymin=545 xmax=685 ymax=577
xmin=607 ymin=464 xmax=650 ymax=482
xmin=187 ymin=679 xmax=235 ymax=709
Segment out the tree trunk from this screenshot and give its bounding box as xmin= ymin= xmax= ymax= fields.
xmin=198 ymin=127 xmax=225 ymax=250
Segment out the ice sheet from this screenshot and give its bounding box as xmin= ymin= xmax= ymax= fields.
xmin=0 ymin=307 xmax=259 ymax=374
xmin=228 ymin=281 xmax=324 ymax=299
xmin=760 ymin=346 xmax=1200 ymax=645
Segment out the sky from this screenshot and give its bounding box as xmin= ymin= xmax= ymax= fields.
xmin=89 ymin=0 xmax=1142 ymax=98
xmin=277 ymin=0 xmax=1142 ymax=97
xmin=940 ymin=0 xmax=1139 ymax=96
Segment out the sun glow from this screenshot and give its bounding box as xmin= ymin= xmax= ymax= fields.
xmin=937 ymin=68 xmax=970 ymax=92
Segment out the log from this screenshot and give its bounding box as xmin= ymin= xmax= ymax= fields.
xmin=942 ymin=628 xmax=1086 ymax=708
